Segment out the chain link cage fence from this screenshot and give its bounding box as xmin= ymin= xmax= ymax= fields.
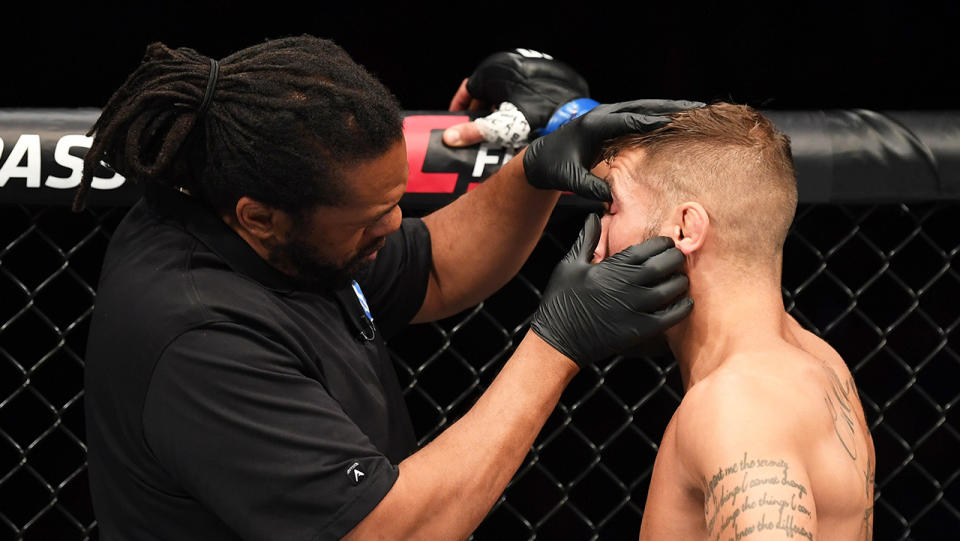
xmin=1 ymin=200 xmax=958 ymax=540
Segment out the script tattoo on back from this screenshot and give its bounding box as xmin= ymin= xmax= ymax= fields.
xmin=822 ymin=364 xmax=859 ymax=461
xmin=822 ymin=362 xmax=876 ymax=539
xmin=703 ymin=453 xmax=813 ymax=541
xmin=863 ymin=455 xmax=875 ymax=541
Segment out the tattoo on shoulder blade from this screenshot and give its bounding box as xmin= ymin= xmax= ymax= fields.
xmin=703 ymin=453 xmax=813 ymax=541
xmin=822 ymin=363 xmax=859 ymax=461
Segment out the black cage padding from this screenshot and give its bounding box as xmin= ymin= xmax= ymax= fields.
xmin=2 ymin=108 xmax=960 ymax=207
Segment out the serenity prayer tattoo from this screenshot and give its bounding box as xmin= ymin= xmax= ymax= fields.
xmin=703 ymin=453 xmax=814 ymax=541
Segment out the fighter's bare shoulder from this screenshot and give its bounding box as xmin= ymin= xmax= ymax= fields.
xmin=674 ymin=351 xmax=827 ymax=456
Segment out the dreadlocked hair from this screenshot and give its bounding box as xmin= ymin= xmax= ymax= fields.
xmin=74 ymin=36 xmax=404 ymax=214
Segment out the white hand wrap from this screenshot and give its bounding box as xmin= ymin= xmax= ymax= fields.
xmin=475 ymin=102 xmax=531 ymax=147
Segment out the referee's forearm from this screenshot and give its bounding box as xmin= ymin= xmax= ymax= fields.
xmin=415 ymin=147 xmax=560 ymax=322
xmin=343 ymin=332 xmax=577 ymax=540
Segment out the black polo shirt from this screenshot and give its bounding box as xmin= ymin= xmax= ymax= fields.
xmin=84 ymin=185 xmax=431 ymax=541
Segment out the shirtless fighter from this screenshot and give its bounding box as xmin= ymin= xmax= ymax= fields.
xmin=589 ymin=103 xmax=876 ymax=540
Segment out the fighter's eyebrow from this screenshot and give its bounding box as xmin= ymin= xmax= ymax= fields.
xmin=601 ymin=171 xmax=615 ymax=193
xmin=605 ymin=170 xmax=622 ymax=197
xmin=601 ymin=173 xmax=614 ymax=212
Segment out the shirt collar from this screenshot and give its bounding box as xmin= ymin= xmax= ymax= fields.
xmin=144 ymin=184 xmax=301 ymax=294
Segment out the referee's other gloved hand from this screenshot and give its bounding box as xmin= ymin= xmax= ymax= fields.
xmin=522 ymin=99 xmax=705 ymax=201
xmin=531 ymin=214 xmax=693 ymax=367
xmin=443 ymin=48 xmax=592 ymax=147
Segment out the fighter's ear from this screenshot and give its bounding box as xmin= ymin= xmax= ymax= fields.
xmin=668 ymin=201 xmax=708 ymax=256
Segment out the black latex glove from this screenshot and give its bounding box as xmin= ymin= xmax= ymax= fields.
xmin=466 ymin=49 xmax=590 ymax=130
xmin=522 ymin=99 xmax=705 ymax=201
xmin=531 ymin=214 xmax=693 ymax=367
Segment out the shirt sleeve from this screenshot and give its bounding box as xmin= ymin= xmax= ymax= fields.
xmin=356 ymin=217 xmax=433 ymax=339
xmin=142 ymin=323 xmax=397 ymax=541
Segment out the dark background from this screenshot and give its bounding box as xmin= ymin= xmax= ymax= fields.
xmin=2 ymin=2 xmax=959 ymax=540
xmin=2 ymin=1 xmax=958 ymax=111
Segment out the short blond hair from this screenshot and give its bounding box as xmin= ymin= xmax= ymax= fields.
xmin=603 ymin=103 xmax=797 ymax=262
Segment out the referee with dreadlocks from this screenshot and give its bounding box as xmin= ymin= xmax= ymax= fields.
xmin=81 ymin=36 xmax=697 ymax=540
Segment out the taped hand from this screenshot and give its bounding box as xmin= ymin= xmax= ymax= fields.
xmin=444 ymin=48 xmax=592 ymax=147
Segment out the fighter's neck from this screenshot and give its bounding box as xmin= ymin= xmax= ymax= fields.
xmin=665 ymin=271 xmax=790 ymax=391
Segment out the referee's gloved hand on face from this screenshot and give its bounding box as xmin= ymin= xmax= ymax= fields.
xmin=531 ymin=214 xmax=693 ymax=367
xmin=443 ymin=48 xmax=592 ymax=147
xmin=522 ymin=99 xmax=705 ymax=201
